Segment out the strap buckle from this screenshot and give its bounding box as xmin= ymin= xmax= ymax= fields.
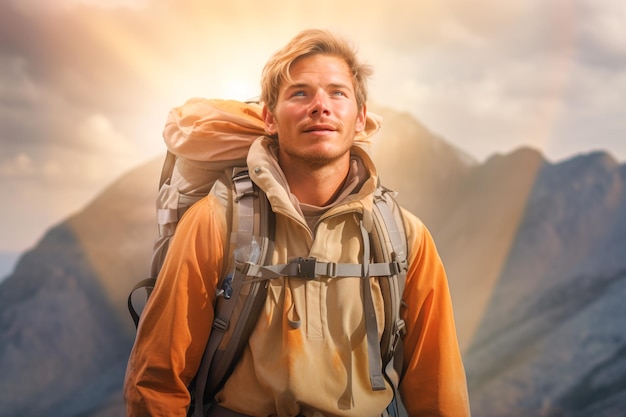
xmin=296 ymin=257 xmax=317 ymax=279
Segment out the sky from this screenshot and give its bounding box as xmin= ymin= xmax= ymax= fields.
xmin=1 ymin=0 xmax=626 ymax=267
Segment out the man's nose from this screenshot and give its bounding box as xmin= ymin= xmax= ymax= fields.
xmin=309 ymin=91 xmax=331 ymax=117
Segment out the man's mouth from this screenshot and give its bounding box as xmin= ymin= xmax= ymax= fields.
xmin=303 ymin=124 xmax=336 ymax=133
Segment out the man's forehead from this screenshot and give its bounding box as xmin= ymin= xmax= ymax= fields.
xmin=286 ymin=56 xmax=353 ymax=83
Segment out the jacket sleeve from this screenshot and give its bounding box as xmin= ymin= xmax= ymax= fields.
xmin=124 ymin=196 xmax=226 ymax=417
xmin=399 ymin=211 xmax=471 ymax=416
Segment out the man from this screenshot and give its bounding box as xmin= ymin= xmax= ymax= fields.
xmin=124 ymin=29 xmax=471 ymax=417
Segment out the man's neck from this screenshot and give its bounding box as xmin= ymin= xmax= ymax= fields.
xmin=279 ymin=156 xmax=351 ymax=207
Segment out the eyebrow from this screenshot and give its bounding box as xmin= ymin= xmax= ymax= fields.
xmin=285 ymin=82 xmax=353 ymax=91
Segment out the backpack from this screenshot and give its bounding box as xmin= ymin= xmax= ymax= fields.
xmin=127 ymin=98 xmax=409 ymax=417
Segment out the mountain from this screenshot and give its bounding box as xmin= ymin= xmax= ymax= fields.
xmin=1 ymin=106 xmax=625 ymax=416
xmin=0 ymin=158 xmax=162 ymax=417
xmin=464 ymin=151 xmax=626 ymax=416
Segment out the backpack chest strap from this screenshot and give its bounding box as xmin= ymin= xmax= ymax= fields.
xmin=241 ymin=256 xmax=405 ymax=281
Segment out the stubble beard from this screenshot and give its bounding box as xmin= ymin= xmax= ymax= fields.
xmin=281 ymin=142 xmax=351 ymax=171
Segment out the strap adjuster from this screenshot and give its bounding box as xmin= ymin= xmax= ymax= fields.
xmin=232 ymin=169 xmax=258 ymax=202
xmin=390 ymin=261 xmax=401 ymax=275
xmin=212 ymin=317 xmax=229 ymax=331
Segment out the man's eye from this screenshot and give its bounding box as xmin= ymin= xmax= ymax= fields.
xmin=291 ymin=91 xmax=306 ymax=97
xmin=332 ymin=91 xmax=346 ymax=96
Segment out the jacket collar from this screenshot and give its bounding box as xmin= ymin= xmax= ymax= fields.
xmin=247 ymin=136 xmax=379 ymax=225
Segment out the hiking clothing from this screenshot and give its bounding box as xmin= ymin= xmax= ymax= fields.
xmin=124 ymin=105 xmax=470 ymax=417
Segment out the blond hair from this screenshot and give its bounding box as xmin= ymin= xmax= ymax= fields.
xmin=260 ymin=29 xmax=372 ymax=113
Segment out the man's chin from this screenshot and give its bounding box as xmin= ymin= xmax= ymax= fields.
xmin=286 ymin=147 xmax=347 ymax=167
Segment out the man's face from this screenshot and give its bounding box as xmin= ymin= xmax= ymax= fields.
xmin=263 ymin=54 xmax=366 ymax=168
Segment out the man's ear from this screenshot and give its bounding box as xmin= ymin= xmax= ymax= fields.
xmin=355 ymin=104 xmax=366 ymax=133
xmin=262 ymin=105 xmax=277 ymax=136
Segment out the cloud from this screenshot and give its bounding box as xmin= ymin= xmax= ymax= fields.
xmin=9 ymin=0 xmax=148 ymax=15
xmin=579 ymin=0 xmax=626 ymax=57
xmin=1 ymin=119 xmax=140 ymax=188
xmin=0 ymin=56 xmax=41 ymax=105
xmin=0 ymin=154 xmax=35 ymax=177
xmin=365 ymin=0 xmax=581 ymax=160
xmin=71 ymin=0 xmax=149 ymax=9
xmin=77 ymin=114 xmax=136 ymax=155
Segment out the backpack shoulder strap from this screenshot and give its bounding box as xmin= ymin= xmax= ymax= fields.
xmin=159 ymin=150 xmax=177 ymax=189
xmin=371 ymin=186 xmax=408 ymax=367
xmin=191 ymin=168 xmax=275 ymax=417
xmin=370 ymin=185 xmax=409 ymax=417
xmin=127 ymin=151 xmax=178 ymax=328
